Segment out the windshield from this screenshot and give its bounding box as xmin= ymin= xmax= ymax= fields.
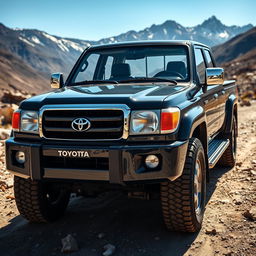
xmin=70 ymin=45 xmax=190 ymax=84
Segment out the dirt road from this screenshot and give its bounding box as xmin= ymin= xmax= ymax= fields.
xmin=0 ymin=103 xmax=255 ymax=256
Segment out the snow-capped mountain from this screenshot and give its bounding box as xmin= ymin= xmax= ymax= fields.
xmin=98 ymin=16 xmax=253 ymax=46
xmin=213 ymin=27 xmax=256 ymax=64
xmin=0 ymin=24 xmax=91 ymax=78
xmin=0 ymin=16 xmax=253 ymax=93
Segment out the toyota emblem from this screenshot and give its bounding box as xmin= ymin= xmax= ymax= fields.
xmin=71 ymin=118 xmax=91 ymax=132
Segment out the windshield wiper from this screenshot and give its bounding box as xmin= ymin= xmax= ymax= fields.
xmin=119 ymin=77 xmax=177 ymax=85
xmin=69 ymin=80 xmax=119 ymax=86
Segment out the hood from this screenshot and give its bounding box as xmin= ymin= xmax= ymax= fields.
xmin=20 ymin=83 xmax=187 ymax=110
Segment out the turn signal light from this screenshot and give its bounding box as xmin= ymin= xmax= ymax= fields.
xmin=160 ymin=108 xmax=180 ymax=134
xmin=12 ymin=111 xmax=20 ymax=131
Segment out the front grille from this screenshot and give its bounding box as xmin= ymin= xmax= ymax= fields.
xmin=43 ymin=156 xmax=109 ymax=170
xmin=42 ymin=109 xmax=124 ymax=140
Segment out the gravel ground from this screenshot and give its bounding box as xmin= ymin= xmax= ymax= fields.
xmin=0 ymin=103 xmax=255 ymax=256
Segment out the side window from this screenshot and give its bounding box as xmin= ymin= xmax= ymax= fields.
xmin=195 ymin=49 xmax=206 ymax=84
xmin=204 ymin=50 xmax=214 ymax=67
xmin=75 ymin=54 xmax=100 ymax=82
xmin=104 ymin=56 xmax=114 ymax=79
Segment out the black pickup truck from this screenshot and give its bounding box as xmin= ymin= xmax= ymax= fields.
xmin=5 ymin=41 xmax=238 ymax=232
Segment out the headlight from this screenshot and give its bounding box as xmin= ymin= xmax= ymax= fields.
xmin=130 ymin=110 xmax=160 ymax=135
xmin=129 ymin=108 xmax=180 ymax=135
xmin=20 ymin=111 xmax=39 ymax=133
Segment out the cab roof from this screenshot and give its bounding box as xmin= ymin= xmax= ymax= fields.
xmin=89 ymin=40 xmax=210 ymax=50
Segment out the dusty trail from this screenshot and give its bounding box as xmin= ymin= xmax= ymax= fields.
xmin=0 ymin=103 xmax=255 ymax=256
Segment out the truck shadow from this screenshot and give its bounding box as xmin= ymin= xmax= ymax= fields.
xmin=206 ymin=166 xmax=232 ymax=204
xmin=0 ymin=166 xmax=231 ymax=256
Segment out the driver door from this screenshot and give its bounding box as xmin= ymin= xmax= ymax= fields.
xmin=195 ymin=48 xmax=220 ymax=137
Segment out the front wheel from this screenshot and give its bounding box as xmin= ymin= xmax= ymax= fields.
xmin=160 ymin=137 xmax=206 ymax=232
xmin=14 ymin=176 xmax=70 ymax=223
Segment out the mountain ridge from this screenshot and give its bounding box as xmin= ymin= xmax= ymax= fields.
xmin=213 ymin=27 xmax=256 ymax=64
xmin=0 ymin=16 xmax=254 ymax=94
xmin=96 ymin=16 xmax=253 ymax=46
xmin=212 ymin=27 xmax=256 ymax=99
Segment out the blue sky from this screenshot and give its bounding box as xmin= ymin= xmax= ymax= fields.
xmin=1 ymin=0 xmax=255 ymax=40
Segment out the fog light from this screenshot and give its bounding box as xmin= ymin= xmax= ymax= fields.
xmin=145 ymin=155 xmax=159 ymax=169
xmin=15 ymin=151 xmax=26 ymax=164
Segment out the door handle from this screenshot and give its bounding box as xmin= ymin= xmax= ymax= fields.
xmin=213 ymin=93 xmax=218 ymax=99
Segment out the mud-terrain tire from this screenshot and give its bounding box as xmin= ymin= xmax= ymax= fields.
xmin=160 ymin=137 xmax=206 ymax=232
xmin=219 ymin=116 xmax=237 ymax=168
xmin=14 ymin=176 xmax=70 ymax=222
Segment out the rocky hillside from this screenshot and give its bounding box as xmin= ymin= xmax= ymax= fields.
xmin=213 ymin=27 xmax=256 ymax=103
xmin=0 ymin=23 xmax=91 ymax=81
xmin=0 ymin=16 xmax=254 ymax=103
xmin=0 ymin=16 xmax=253 ymax=94
xmin=0 ymin=49 xmax=48 ymax=94
xmin=213 ymin=27 xmax=256 ymax=64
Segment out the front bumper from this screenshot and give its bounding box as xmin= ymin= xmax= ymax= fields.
xmin=5 ymin=138 xmax=188 ymax=184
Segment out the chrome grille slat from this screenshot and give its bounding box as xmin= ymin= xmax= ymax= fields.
xmin=44 ymin=115 xmax=123 ymax=122
xmin=89 ymin=116 xmax=123 ymax=122
xmin=44 ymin=127 xmax=73 ymax=132
xmin=44 ymin=126 xmax=122 ymax=133
xmin=86 ymin=127 xmax=122 ymax=133
xmin=44 ymin=117 xmax=74 ymax=122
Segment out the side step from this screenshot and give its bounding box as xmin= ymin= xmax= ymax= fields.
xmin=208 ymin=139 xmax=230 ymax=168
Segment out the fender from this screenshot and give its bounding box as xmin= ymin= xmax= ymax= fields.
xmin=223 ymin=94 xmax=238 ymax=134
xmin=178 ymin=105 xmax=206 ymax=140
xmin=178 ymin=105 xmax=209 ymax=181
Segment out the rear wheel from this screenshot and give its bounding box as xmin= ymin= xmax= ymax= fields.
xmin=160 ymin=137 xmax=206 ymax=232
xmin=14 ymin=176 xmax=70 ymax=222
xmin=219 ymin=116 xmax=237 ymax=167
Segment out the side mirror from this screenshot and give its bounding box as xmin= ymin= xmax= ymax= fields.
xmin=50 ymin=73 xmax=64 ymax=89
xmin=205 ymin=68 xmax=224 ymax=85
